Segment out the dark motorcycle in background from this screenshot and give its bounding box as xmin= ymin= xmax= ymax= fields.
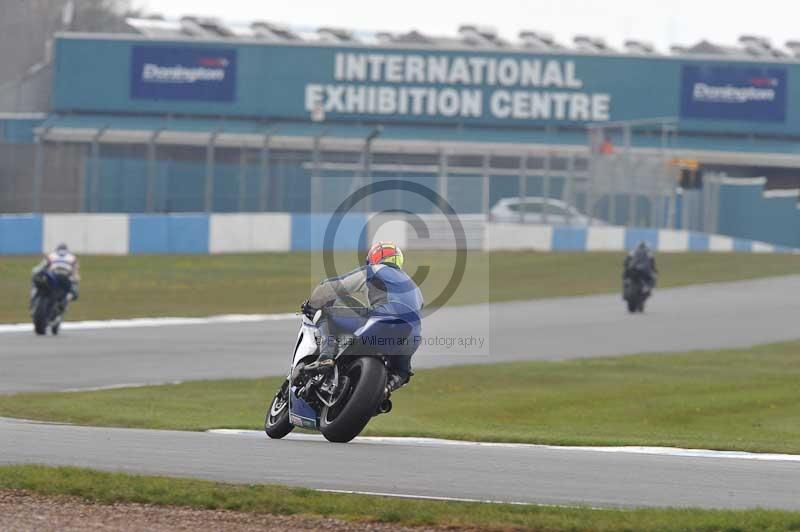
xmin=623 ymin=272 xmax=652 ymax=313
xmin=30 ymin=271 xmax=71 ymax=335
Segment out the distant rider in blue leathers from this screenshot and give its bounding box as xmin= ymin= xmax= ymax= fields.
xmin=30 ymin=243 xmax=80 ymax=310
xmin=302 ymin=241 xmax=423 ymax=393
xmin=623 ymin=241 xmax=658 ymax=292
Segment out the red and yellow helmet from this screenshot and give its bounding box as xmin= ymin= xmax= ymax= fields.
xmin=365 ymin=241 xmax=404 ymax=269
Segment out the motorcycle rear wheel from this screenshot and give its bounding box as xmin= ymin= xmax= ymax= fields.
xmin=320 ymin=357 xmax=386 ymax=443
xmin=33 ymin=300 xmax=48 ymax=336
xmin=264 ymin=380 xmax=293 ymax=439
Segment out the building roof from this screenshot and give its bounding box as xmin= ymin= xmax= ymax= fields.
xmin=118 ymin=16 xmax=800 ymax=60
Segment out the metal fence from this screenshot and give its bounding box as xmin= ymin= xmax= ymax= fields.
xmin=1 ymin=120 xmax=690 ymax=229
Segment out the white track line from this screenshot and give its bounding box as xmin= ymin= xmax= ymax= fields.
xmin=58 ymin=381 xmax=184 ymax=393
xmin=0 ymin=313 xmax=296 ymax=334
xmin=315 ymin=488 xmax=602 ymax=509
xmin=208 ymin=429 xmax=800 ymax=463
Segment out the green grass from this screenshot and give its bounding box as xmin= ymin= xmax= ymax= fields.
xmin=2 ymin=465 xmax=800 ymax=531
xmin=1 ymin=251 xmax=797 ymax=323
xmin=3 ymin=341 xmax=800 ymax=454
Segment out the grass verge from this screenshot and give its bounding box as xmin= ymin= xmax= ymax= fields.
xmin=2 ymin=341 xmax=800 ymax=454
xmin=1 ymin=465 xmax=799 ymax=531
xmin=1 ymin=251 xmax=798 ymax=323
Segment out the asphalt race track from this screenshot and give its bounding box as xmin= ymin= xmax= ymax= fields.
xmin=2 ymin=276 xmax=800 ymax=511
xmin=2 ymin=418 xmax=800 ymax=510
xmin=2 ymin=275 xmax=799 ymax=394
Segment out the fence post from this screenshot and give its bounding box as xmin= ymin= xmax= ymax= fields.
xmin=363 ymin=126 xmax=381 ymax=214
xmin=481 ymin=153 xmax=490 ymax=218
xmin=145 ymin=128 xmax=161 ymax=213
xmin=542 ymin=151 xmax=551 ymax=225
xmin=238 ymin=143 xmax=247 ymax=212
xmin=518 ymin=154 xmax=528 ymax=222
xmin=259 ymin=132 xmax=272 ymax=212
xmin=311 ymin=133 xmax=322 ymax=213
xmin=586 ymin=127 xmax=597 ymax=225
xmin=437 ymin=149 xmax=448 ymax=214
xmin=88 ymin=126 xmax=107 ymax=213
xmin=564 ymin=152 xmax=575 ymax=224
xmin=624 ymin=124 xmax=635 ymax=226
xmin=31 ymin=125 xmax=52 ymax=213
xmin=204 ymin=129 xmax=220 ymax=213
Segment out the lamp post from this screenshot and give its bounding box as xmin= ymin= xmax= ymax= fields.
xmin=362 ymin=126 xmax=383 ymax=213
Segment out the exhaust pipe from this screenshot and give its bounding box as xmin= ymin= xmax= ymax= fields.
xmin=378 ymin=398 xmax=393 ymax=414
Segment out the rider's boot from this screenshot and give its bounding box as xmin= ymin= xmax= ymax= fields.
xmin=315 ymin=316 xmax=337 ymax=377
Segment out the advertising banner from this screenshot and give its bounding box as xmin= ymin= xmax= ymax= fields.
xmin=130 ymin=45 xmax=237 ymax=102
xmin=680 ymin=65 xmax=787 ymax=122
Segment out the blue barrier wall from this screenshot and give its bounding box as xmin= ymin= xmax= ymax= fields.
xmin=291 ymin=214 xmax=369 ymax=251
xmin=0 ymin=214 xmax=42 ymax=254
xmin=129 ymin=214 xmax=209 ymax=254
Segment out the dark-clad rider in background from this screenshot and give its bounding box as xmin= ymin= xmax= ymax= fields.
xmin=301 ymin=241 xmax=423 ymax=394
xmin=623 ymin=240 xmax=658 ymax=292
xmin=31 ymin=243 xmax=80 ymax=312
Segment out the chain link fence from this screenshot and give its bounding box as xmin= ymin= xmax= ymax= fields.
xmin=1 ymin=128 xmax=589 ymax=217
xmin=0 ymin=121 xmax=695 ymax=230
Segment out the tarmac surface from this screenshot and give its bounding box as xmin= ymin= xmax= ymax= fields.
xmin=2 ymin=418 xmax=800 ymax=510
xmin=2 ymin=276 xmax=800 ymax=510
xmin=2 ymin=275 xmax=799 ymax=394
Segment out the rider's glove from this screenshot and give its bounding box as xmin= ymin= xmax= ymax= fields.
xmin=300 ymin=299 xmax=316 ymax=320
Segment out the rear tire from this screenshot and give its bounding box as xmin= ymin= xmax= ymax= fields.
xmin=264 ymin=380 xmax=293 ymax=439
xmin=320 ymin=357 xmax=387 ymax=443
xmin=33 ymin=300 xmax=48 ymax=336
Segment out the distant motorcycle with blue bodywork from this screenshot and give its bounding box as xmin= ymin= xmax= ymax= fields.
xmin=30 ymin=271 xmax=71 ymax=335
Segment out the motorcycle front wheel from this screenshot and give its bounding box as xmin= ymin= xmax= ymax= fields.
xmin=264 ymin=379 xmax=293 ymax=439
xmin=319 ymin=356 xmax=387 ymax=443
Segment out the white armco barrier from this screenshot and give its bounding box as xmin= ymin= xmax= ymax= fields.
xmin=209 ymin=213 xmax=291 ymax=253
xmin=368 ymin=214 xmax=408 ymax=249
xmin=709 ymin=234 xmax=734 ymax=252
xmin=657 ymin=229 xmax=690 ymax=252
xmin=586 ymin=226 xmax=625 ymax=251
xmin=43 ymin=214 xmax=129 ymax=255
xmin=484 ymin=223 xmax=553 ymax=251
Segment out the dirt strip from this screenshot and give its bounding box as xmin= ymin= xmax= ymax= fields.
xmin=0 ymin=489 xmax=463 ymax=532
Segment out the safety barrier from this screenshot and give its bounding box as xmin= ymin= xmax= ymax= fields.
xmin=0 ymin=213 xmax=797 ymax=255
xmin=483 ymin=223 xmax=797 ymax=253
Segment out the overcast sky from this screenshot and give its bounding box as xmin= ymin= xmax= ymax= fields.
xmin=140 ymin=0 xmax=800 ymax=52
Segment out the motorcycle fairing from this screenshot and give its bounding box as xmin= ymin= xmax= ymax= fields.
xmin=288 ymin=387 xmax=319 ymax=429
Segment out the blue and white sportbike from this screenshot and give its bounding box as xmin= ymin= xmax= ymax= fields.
xmin=265 ymin=305 xmax=419 ymax=443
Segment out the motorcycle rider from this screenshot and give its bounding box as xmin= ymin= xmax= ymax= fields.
xmin=302 ymin=241 xmax=423 ymax=393
xmin=623 ymin=240 xmax=657 ymax=293
xmin=31 ymin=243 xmax=80 ymax=311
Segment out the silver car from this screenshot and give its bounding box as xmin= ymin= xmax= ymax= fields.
xmin=488 ymin=197 xmax=604 ymax=225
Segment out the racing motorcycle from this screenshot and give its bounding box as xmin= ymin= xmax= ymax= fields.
xmin=30 ymin=271 xmax=71 ymax=335
xmin=623 ymin=272 xmax=652 ymax=313
xmin=265 ymin=305 xmax=416 ymax=443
